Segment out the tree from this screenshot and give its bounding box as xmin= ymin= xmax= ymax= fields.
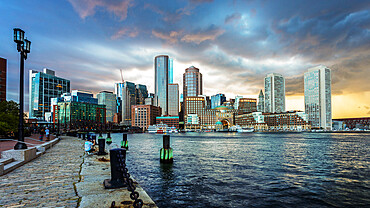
xmin=0 ymin=100 xmax=20 ymax=137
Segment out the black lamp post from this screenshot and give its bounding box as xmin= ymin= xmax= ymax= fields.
xmin=13 ymin=28 xmax=31 ymax=150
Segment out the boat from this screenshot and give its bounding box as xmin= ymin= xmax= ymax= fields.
xmin=235 ymin=125 xmax=254 ymax=133
xmin=147 ymin=124 xmax=169 ymax=134
xmin=168 ymin=126 xmax=178 ymax=133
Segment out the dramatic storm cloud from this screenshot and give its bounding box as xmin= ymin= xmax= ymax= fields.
xmin=0 ymin=0 xmax=369 ymax=118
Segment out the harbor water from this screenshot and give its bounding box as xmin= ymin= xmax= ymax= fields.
xmin=107 ymin=132 xmax=370 ymax=208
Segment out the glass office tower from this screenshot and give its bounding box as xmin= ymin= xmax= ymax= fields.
xmin=29 ymin=68 xmax=70 ymax=120
xmin=211 ymin=93 xmax=226 ymax=109
xmin=155 ymin=55 xmax=169 ymax=115
xmin=304 ymin=65 xmax=332 ymax=130
xmin=97 ymin=91 xmax=117 ymax=122
xmin=264 ymin=73 xmax=285 ymax=113
xmin=169 ymin=58 xmax=173 ymax=84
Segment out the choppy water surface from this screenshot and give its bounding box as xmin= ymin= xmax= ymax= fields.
xmin=108 ymin=132 xmax=370 ymax=208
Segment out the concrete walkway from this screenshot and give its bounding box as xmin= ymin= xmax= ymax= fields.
xmin=0 ymin=136 xmax=84 ymax=207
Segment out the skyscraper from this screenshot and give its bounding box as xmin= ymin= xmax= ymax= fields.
xmin=155 ymin=55 xmax=169 ymax=115
xmin=264 ymin=73 xmax=285 ymax=113
xmin=211 ymin=93 xmax=226 ymax=109
xmin=168 ymin=83 xmax=179 ymax=116
xmin=257 ymin=90 xmax=264 ymax=112
xmin=183 ymin=66 xmax=202 ymax=99
xmin=136 ymin=84 xmax=148 ymax=105
xmin=121 ymin=81 xmax=137 ymax=125
xmin=0 ymin=57 xmax=6 ymax=102
xmin=304 ymin=65 xmax=332 ymax=130
xmin=169 ymin=58 xmax=173 ymax=84
xmin=97 ymin=91 xmax=117 ymax=122
xmin=29 ymin=68 xmax=70 ymax=119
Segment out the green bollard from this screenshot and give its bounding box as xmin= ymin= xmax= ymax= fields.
xmin=121 ymin=134 xmax=128 ymax=149
xmin=160 ymin=135 xmax=173 ymax=163
xmin=106 ymin=132 xmax=112 ymax=144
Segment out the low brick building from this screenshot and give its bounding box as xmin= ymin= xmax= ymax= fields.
xmin=131 ymin=105 xmax=161 ymax=130
xmin=156 ymin=116 xmax=179 ymax=129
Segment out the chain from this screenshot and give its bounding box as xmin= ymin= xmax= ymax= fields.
xmin=110 ymin=157 xmax=143 ymax=208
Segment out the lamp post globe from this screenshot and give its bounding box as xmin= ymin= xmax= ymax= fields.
xmin=13 ymin=28 xmax=25 ymax=44
xmin=24 ymin=39 xmax=31 ymax=54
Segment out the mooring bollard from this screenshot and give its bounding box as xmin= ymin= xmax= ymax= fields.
xmin=97 ymin=138 xmax=107 ymax=155
xmin=103 ymin=148 xmax=126 ymax=189
xmin=92 ymin=135 xmax=96 ymax=144
xmin=77 ymin=133 xmax=81 ymax=138
xmin=106 ymin=132 xmax=112 ymax=144
xmin=160 ymin=135 xmax=173 ymax=163
xmin=121 ymin=134 xmax=128 ymax=149
xmin=82 ymin=133 xmax=86 ymax=140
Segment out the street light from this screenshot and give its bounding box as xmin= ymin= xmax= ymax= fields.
xmin=13 ymin=28 xmax=31 ymax=150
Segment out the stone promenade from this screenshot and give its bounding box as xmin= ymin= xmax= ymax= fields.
xmin=0 ymin=136 xmax=84 ymax=207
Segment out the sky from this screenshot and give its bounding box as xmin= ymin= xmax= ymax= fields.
xmin=0 ymin=0 xmax=369 ymax=119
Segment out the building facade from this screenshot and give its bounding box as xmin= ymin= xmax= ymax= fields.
xmin=168 ymin=83 xmax=179 ymax=116
xmin=264 ymin=73 xmax=285 ymax=113
xmin=97 ymin=91 xmax=117 ymax=122
xmin=131 ymin=105 xmax=161 ymax=130
xmin=211 ymin=93 xmax=226 ymax=109
xmin=183 ymin=66 xmax=202 ymax=99
xmin=235 ymin=111 xmax=310 ymax=131
xmin=155 ymin=55 xmax=169 ymax=115
xmin=29 ymin=68 xmax=70 ymax=120
xmin=257 ymin=89 xmax=264 ymax=112
xmin=238 ymin=98 xmax=257 ymax=114
xmin=136 ymin=84 xmax=148 ymax=105
xmin=156 ymin=116 xmax=179 ymax=129
xmin=0 ymin=57 xmax=6 ymax=102
xmin=304 ymin=65 xmax=332 ymax=130
xmin=169 ymin=58 xmax=173 ymax=84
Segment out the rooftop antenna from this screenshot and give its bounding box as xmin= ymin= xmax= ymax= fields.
xmin=120 ymin=68 xmax=124 ymax=83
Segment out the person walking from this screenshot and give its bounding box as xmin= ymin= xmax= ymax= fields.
xmin=45 ymin=127 xmax=50 ymax=141
xmin=39 ymin=128 xmax=45 ymax=141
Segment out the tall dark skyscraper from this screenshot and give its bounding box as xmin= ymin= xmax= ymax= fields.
xmin=0 ymin=57 xmax=6 ymax=102
xmin=183 ymin=66 xmax=202 ymax=100
xmin=155 ymin=55 xmax=169 ymax=115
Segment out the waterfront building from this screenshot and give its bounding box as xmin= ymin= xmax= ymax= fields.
xmin=332 ymin=117 xmax=370 ymax=130
xmin=235 ymin=111 xmax=310 ymax=131
xmin=183 ymin=66 xmax=202 ymax=99
xmin=50 ymin=90 xmax=98 ymax=116
xmin=0 ymin=57 xmax=6 ymax=102
xmin=238 ymin=98 xmax=257 ymax=114
xmin=168 ymin=83 xmax=179 ymax=116
xmin=53 ymin=95 xmax=106 ymax=129
xmin=155 ymin=55 xmax=169 ymax=115
xmin=156 ymin=116 xmax=179 ymax=129
xmin=211 ymin=93 xmax=226 ymax=109
xmin=131 ymin=105 xmax=161 ymax=130
xmin=264 ymin=73 xmax=285 ymax=113
xmin=234 ymin=96 xmax=243 ymax=110
xmin=184 ymin=96 xmax=205 ymax=130
xmin=257 ymin=90 xmax=264 ymax=112
xmin=169 ymin=58 xmax=173 ymax=84
xmin=304 ymin=65 xmax=332 ymax=130
xmin=29 ymin=68 xmax=70 ymax=120
xmin=97 ymin=91 xmax=117 ymax=122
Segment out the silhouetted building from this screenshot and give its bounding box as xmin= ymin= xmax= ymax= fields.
xmin=136 ymin=84 xmax=148 ymax=105
xmin=304 ymin=65 xmax=332 ymax=130
xmin=29 ymin=68 xmax=70 ymax=120
xmin=264 ymin=73 xmax=285 ymax=113
xmin=0 ymin=57 xmax=6 ymax=102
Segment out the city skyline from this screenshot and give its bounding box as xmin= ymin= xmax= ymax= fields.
xmin=0 ymin=0 xmax=369 ymax=119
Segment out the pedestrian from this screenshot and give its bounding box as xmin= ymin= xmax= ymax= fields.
xmin=45 ymin=127 xmax=50 ymax=141
xmin=39 ymin=128 xmax=45 ymax=141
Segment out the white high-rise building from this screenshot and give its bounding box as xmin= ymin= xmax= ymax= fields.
xmin=264 ymin=73 xmax=285 ymax=113
xmin=97 ymin=91 xmax=117 ymax=122
xmin=304 ymin=65 xmax=332 ymax=130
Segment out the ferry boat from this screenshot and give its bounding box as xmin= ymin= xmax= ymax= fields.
xmin=147 ymin=124 xmax=170 ymax=134
xmin=235 ymin=125 xmax=254 ymax=133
